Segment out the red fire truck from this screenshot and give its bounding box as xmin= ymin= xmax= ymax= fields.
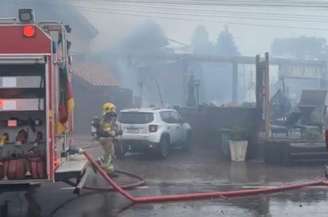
xmin=0 ymin=9 xmax=87 ymax=192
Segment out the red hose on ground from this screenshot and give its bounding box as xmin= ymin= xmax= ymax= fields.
xmin=84 ymin=151 xmax=135 ymax=201
xmin=82 ymin=151 xmax=328 ymax=204
xmin=83 ymin=169 xmax=145 ymax=191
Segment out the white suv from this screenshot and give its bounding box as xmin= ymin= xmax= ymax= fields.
xmin=117 ymin=108 xmax=192 ymax=158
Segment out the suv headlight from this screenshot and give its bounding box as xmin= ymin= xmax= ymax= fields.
xmin=149 ymin=125 xmax=158 ymax=133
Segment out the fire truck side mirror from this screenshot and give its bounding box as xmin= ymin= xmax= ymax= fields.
xmin=65 ymin=25 xmax=72 ymax=33
xmin=52 ymin=41 xmax=57 ymax=54
xmin=18 ymin=9 xmax=35 ymax=23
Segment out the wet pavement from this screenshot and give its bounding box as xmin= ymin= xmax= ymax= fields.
xmin=0 ymin=136 xmax=328 ymax=217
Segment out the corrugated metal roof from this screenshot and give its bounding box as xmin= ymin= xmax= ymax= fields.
xmin=299 ymin=90 xmax=327 ymax=107
xmin=73 ymin=63 xmax=119 ymax=87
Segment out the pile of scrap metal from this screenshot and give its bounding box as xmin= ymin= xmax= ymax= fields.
xmin=272 ymin=90 xmax=326 ymax=139
xmin=271 ymin=89 xmax=291 ymax=124
xmin=266 ymin=90 xmax=328 ymax=164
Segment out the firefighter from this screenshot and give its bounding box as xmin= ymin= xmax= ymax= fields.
xmin=98 ymin=102 xmax=120 ymax=174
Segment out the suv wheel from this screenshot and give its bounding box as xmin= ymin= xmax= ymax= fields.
xmin=158 ymin=136 xmax=169 ymax=159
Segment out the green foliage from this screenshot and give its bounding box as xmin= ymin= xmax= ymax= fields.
xmin=215 ymin=26 xmax=240 ymax=57
xmin=191 ymin=25 xmax=241 ymax=103
xmin=191 ymin=25 xmax=215 ymax=55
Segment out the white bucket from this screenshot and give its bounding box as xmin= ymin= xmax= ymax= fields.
xmin=229 ymin=140 xmax=248 ymax=162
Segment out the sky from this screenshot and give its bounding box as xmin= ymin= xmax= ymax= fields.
xmin=2 ymin=0 xmax=328 ymax=56
xmin=71 ymin=0 xmax=328 ymax=56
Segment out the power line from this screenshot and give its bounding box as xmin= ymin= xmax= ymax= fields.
xmin=68 ymin=0 xmax=328 ymax=8
xmin=22 ymin=0 xmax=328 ymax=20
xmin=14 ymin=0 xmax=328 ymax=31
xmin=78 ymin=3 xmax=328 ymax=20
xmin=69 ymin=4 xmax=328 ymax=24
xmin=77 ymin=6 xmax=328 ymax=31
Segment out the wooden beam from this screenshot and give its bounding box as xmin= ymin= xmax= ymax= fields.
xmin=119 ymin=53 xmax=327 ymax=66
xmin=232 ymin=62 xmax=238 ymax=103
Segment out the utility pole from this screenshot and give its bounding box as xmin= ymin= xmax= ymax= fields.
xmin=256 ymin=55 xmax=262 ymax=140
xmin=256 ymin=53 xmax=271 ymax=140
xmin=137 ymin=67 xmax=146 ymax=107
xmin=232 ymin=61 xmax=238 ymax=103
xmin=154 ymin=78 xmax=164 ymax=107
xmin=264 ymin=52 xmax=271 ymax=139
xmin=182 ymin=60 xmax=189 ymax=106
xmin=320 ymin=63 xmax=327 ymax=90
xmin=138 ymin=81 xmax=143 ymax=107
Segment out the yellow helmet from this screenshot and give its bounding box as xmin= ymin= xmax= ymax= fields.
xmin=102 ymin=102 xmax=116 ymax=114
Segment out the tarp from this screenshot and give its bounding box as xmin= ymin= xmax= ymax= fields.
xmin=56 ymin=66 xmax=74 ymax=134
xmin=299 ymin=90 xmax=327 ymax=107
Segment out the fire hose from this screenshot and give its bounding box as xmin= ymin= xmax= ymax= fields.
xmin=82 ymin=150 xmax=328 ymax=204
xmin=83 ymin=169 xmax=145 ymax=191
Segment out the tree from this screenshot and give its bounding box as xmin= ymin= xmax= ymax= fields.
xmin=191 ymin=26 xmax=216 ymax=103
xmin=110 ymin=20 xmax=175 ymax=106
xmin=190 ymin=26 xmax=242 ymax=104
xmin=215 ymin=26 xmax=240 ymax=56
xmin=271 ymin=36 xmax=328 ymax=59
xmin=191 ymin=25 xmax=214 ymax=55
xmin=210 ymin=26 xmax=240 ymax=103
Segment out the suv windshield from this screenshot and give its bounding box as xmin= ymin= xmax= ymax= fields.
xmin=119 ymin=112 xmax=154 ymax=124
